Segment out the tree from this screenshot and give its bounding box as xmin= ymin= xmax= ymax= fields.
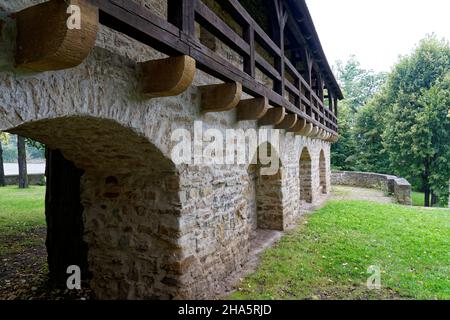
xmin=0 ymin=133 xmax=7 ymax=187
xmin=17 ymin=135 xmax=28 ymax=189
xmin=331 ymin=56 xmax=387 ymax=170
xmin=382 ymin=36 xmax=450 ymax=207
xmin=415 ymin=74 xmax=450 ymax=206
xmin=353 ymin=92 xmax=391 ymax=174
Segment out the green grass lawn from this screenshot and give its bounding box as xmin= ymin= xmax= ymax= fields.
xmin=412 ymin=191 xmax=425 ymax=207
xmin=230 ymin=200 xmax=450 ymax=300
xmin=0 ymin=186 xmax=46 ymax=255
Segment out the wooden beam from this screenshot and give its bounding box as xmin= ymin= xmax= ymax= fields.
xmin=139 ymin=55 xmax=196 ymax=98
xmin=309 ymin=125 xmax=320 ymax=138
xmin=296 ymin=122 xmax=313 ymax=136
xmin=320 ymin=129 xmax=328 ymax=140
xmin=200 ymin=82 xmax=242 ymax=112
xmin=237 ymin=97 xmax=268 ymax=121
xmin=258 ymin=107 xmax=286 ymax=126
xmin=275 ymin=114 xmax=297 ymax=130
xmin=15 ymin=0 xmax=98 ymax=71
xmin=288 ymin=118 xmax=306 ymax=133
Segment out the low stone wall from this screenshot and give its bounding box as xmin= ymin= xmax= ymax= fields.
xmin=4 ymin=174 xmax=45 ymax=186
xmin=393 ymin=178 xmax=412 ymax=206
xmin=332 ymin=171 xmax=412 ymax=205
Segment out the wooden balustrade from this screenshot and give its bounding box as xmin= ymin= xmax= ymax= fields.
xmin=84 ymin=0 xmax=340 ymax=135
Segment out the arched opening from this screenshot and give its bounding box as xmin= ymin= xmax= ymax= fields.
xmin=319 ymin=149 xmax=327 ymax=194
xmin=1 ymin=116 xmax=183 ymax=299
xmin=248 ymin=142 xmax=284 ymax=231
xmin=299 ymin=147 xmax=313 ymax=204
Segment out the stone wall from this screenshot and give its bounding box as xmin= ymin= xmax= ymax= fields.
xmin=332 ymin=171 xmax=412 ymax=205
xmin=0 ymin=0 xmax=332 ymax=299
xmin=4 ymin=173 xmax=45 ymax=185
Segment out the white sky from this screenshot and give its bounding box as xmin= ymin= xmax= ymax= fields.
xmin=305 ymin=0 xmax=450 ymax=72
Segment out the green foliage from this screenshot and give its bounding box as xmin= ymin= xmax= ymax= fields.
xmin=383 ymin=36 xmax=450 ymax=206
xmin=334 ymin=36 xmax=450 ymax=206
xmin=331 ymin=56 xmax=387 ymax=170
xmin=335 ymin=56 xmax=387 ymax=114
xmin=352 ymin=93 xmax=390 ymax=173
xmin=1 ymin=135 xmax=45 ymax=162
xmin=229 ymin=199 xmax=450 ymax=300
xmin=0 ymin=132 xmax=9 ymax=144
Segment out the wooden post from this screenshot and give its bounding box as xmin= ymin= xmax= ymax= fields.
xmin=45 ymin=148 xmax=89 ymax=286
xmin=139 ymin=55 xmax=196 ymax=98
xmin=243 ymin=24 xmax=255 ymax=78
xmin=168 ymin=0 xmax=195 ymax=36
xmin=272 ymin=0 xmax=288 ymax=96
xmin=15 ymin=0 xmax=98 ymax=72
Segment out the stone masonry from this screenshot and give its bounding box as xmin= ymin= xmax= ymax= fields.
xmin=332 ymin=171 xmax=412 ymax=206
xmin=0 ymin=0 xmax=332 ymax=299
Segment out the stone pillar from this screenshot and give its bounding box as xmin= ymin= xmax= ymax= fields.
xmin=393 ymin=178 xmax=412 ymax=206
xmin=300 ymin=148 xmax=313 ymax=203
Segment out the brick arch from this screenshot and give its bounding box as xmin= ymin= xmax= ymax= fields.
xmin=299 ymin=147 xmax=313 ymax=204
xmin=5 ymin=116 xmax=185 ymax=299
xmin=319 ymin=149 xmax=327 ymax=194
xmin=248 ymin=142 xmax=284 ymax=231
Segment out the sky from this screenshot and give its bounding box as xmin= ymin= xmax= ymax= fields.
xmin=305 ymin=0 xmax=450 ymax=72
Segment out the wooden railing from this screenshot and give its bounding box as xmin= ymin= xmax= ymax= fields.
xmin=87 ymin=0 xmax=339 ymax=135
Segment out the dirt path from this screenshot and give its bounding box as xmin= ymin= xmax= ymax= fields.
xmin=0 ymin=228 xmax=92 ymax=300
xmin=331 ymin=185 xmax=394 ymax=204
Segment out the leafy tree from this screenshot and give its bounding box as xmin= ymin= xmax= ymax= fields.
xmin=331 ymin=104 xmax=357 ymax=170
xmin=353 ymin=92 xmax=390 ymax=174
xmin=415 ymin=74 xmax=450 ymax=206
xmin=334 ymin=56 xmax=387 ymax=115
xmin=17 ymin=135 xmax=28 ymax=189
xmin=382 ymin=36 xmax=450 ymax=206
xmin=0 ymin=133 xmax=8 ymax=187
xmin=331 ymin=56 xmax=387 ymax=170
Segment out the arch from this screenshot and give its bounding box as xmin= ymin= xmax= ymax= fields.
xmin=319 ymin=149 xmax=327 ymax=194
xmin=5 ymin=116 xmax=184 ymax=299
xmin=299 ymin=147 xmax=313 ymax=204
xmin=248 ymin=142 xmax=284 ymax=231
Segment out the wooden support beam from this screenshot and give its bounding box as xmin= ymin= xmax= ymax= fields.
xmin=317 ymin=129 xmax=325 ymax=140
xmin=288 ymin=118 xmax=306 ymax=133
xmin=258 ymin=107 xmax=286 ymax=126
xmin=140 ymin=55 xmax=196 ymax=98
xmin=275 ymin=114 xmax=297 ymax=130
xmin=200 ymin=82 xmax=242 ymax=112
xmin=308 ymin=125 xmax=320 ymax=138
xmin=236 ymin=97 xmax=269 ymax=121
xmin=15 ymin=0 xmax=98 ymax=71
xmin=296 ymin=122 xmax=313 ymax=136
